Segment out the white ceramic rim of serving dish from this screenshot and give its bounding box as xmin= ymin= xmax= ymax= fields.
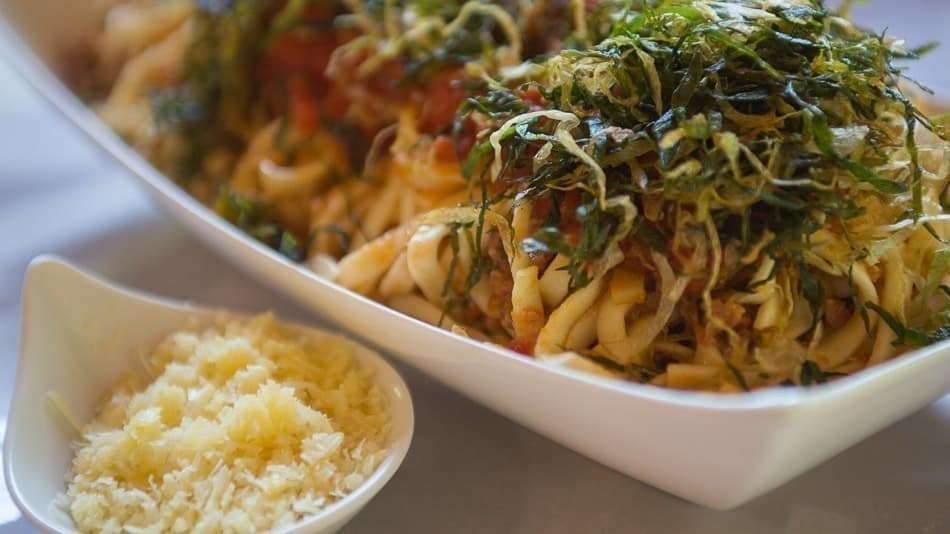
xmin=4 ymin=255 xmax=415 ymax=534
xmin=1 ymin=12 xmax=949 ymax=415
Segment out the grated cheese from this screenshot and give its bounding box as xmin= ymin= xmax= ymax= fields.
xmin=63 ymin=314 xmax=390 ymax=534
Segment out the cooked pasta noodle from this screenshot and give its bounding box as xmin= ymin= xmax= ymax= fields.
xmin=75 ymin=0 xmax=950 ymax=391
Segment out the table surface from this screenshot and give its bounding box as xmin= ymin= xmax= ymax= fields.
xmin=2 ymin=4 xmax=950 ymax=533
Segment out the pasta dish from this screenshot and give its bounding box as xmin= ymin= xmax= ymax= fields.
xmin=71 ymin=0 xmax=950 ymax=391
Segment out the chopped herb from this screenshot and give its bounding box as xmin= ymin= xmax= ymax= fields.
xmin=278 ymin=232 xmax=305 ymax=262
xmin=800 ymin=361 xmax=827 ymax=386
xmin=216 ymin=189 xmax=306 ymax=259
xmin=866 ymin=302 xmax=950 ymax=347
xmin=726 ymin=362 xmax=750 ymax=391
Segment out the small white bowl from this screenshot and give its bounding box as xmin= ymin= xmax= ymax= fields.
xmin=3 ymin=256 xmax=414 ymax=534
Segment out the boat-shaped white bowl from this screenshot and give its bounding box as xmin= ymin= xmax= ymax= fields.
xmin=2 ymin=2 xmax=950 ymax=510
xmin=4 ymin=257 xmax=414 ymax=533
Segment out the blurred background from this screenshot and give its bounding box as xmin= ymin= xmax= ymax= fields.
xmin=0 ymin=2 xmax=949 ymax=533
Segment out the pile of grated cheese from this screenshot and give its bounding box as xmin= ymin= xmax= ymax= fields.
xmin=63 ymin=314 xmax=391 ymax=534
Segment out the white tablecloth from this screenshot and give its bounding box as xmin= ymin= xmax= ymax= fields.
xmin=2 ymin=4 xmax=950 ymax=532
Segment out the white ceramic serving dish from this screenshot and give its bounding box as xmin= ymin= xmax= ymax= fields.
xmin=2 ymin=1 xmax=950 ymax=510
xmin=4 ymin=257 xmax=415 ymax=534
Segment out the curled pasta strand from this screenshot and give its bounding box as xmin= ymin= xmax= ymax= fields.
xmin=595 ymin=252 xmax=689 ymax=366
xmin=351 ymin=176 xmax=402 ymax=248
xmin=510 ymin=203 xmax=534 ymax=272
xmin=869 ymin=250 xmax=907 ymax=365
xmin=406 ymin=224 xmax=453 ymax=306
xmin=539 ymin=254 xmax=571 ymax=308
xmin=230 ymin=121 xmax=280 ymax=194
xmin=666 ymin=364 xmax=721 ymax=390
xmin=535 ymin=277 xmax=606 ymax=355
xmin=511 ymin=266 xmax=545 ymax=349
xmin=596 ymin=269 xmax=646 ymax=360
xmin=752 ymin=267 xmax=800 ymax=335
xmin=99 ymin=22 xmax=191 ymax=142
xmin=258 ymin=158 xmax=331 ymax=199
xmin=335 ymin=224 xmax=415 ymax=294
xmin=308 ymin=181 xmax=377 ymax=257
xmin=814 ymin=262 xmax=880 ymax=368
xmin=468 ymin=276 xmax=502 ymax=320
xmin=98 ymin=1 xmax=193 ymax=77
xmin=420 ymin=207 xmax=520 ymax=265
xmin=378 ymin=251 xmax=414 ymax=298
xmin=565 ymin=306 xmax=599 ymax=351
